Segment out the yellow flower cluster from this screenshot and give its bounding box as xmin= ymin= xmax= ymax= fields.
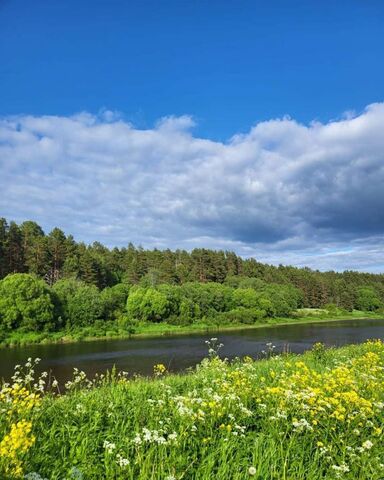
xmin=257 ymin=346 xmax=383 ymax=429
xmin=153 ymin=363 xmax=167 ymax=376
xmin=0 ymin=383 xmax=41 ymax=417
xmin=161 ymin=339 xmax=384 ymax=476
xmin=0 ymin=420 xmax=35 ymax=477
xmin=0 ymin=361 xmax=42 ymax=478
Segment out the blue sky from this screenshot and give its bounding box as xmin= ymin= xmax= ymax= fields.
xmin=1 ymin=1 xmax=384 ymax=271
xmin=1 ymin=0 xmax=383 ymax=138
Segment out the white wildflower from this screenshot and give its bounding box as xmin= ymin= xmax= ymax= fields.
xmin=248 ymin=466 xmax=257 ymax=476
xmin=103 ymin=440 xmax=116 ymax=453
xmin=116 ymin=454 xmax=129 ymax=468
xmin=331 ymin=463 xmax=349 ymax=474
xmin=362 ymin=440 xmax=373 ymax=450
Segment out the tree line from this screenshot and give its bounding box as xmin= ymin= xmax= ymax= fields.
xmin=0 ymin=274 xmax=306 ymax=336
xmin=0 ymin=218 xmax=383 ymax=333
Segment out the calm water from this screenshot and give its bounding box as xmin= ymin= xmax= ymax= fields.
xmin=1 ymin=318 xmax=384 ymax=385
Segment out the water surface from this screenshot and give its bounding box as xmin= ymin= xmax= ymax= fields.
xmin=1 ymin=318 xmax=383 ymax=385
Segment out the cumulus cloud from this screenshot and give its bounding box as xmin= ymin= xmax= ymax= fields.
xmin=1 ymin=103 xmax=384 ymax=272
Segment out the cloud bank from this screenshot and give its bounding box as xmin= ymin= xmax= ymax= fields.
xmin=1 ymin=104 xmax=384 ymax=272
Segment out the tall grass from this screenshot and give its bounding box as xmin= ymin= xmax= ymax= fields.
xmin=1 ymin=339 xmax=384 ymax=479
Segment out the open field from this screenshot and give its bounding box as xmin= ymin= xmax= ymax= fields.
xmin=1 ymin=339 xmax=384 ymax=479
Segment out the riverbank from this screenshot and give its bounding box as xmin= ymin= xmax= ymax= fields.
xmin=0 ymin=309 xmax=382 ymax=348
xmin=1 ymin=340 xmax=384 ymax=479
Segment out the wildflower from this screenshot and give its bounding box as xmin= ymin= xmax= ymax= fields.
xmin=0 ymin=420 xmax=35 ymax=477
xmin=116 ymin=454 xmax=129 ymax=468
xmin=69 ymin=467 xmax=84 ymax=480
xmin=362 ymin=440 xmax=373 ymax=450
xmin=24 ymin=473 xmax=48 ymax=480
xmin=154 ymin=364 xmax=167 ymax=376
xmin=103 ymin=440 xmax=116 ymax=453
xmin=292 ymin=418 xmax=313 ymax=432
xmin=331 ymin=463 xmax=350 ymax=474
xmin=248 ymin=466 xmax=257 ymax=476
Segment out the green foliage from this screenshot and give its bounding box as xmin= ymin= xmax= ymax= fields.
xmin=232 ymin=288 xmax=275 ymax=316
xmin=53 ymin=279 xmax=105 ymax=328
xmin=1 ymin=217 xmax=384 ymax=336
xmin=355 ymin=287 xmax=383 ymax=311
xmin=66 ymin=284 xmax=104 ymax=327
xmin=180 ymin=282 xmax=233 ymax=317
xmin=4 ymin=342 xmax=384 ymax=479
xmin=127 ymin=287 xmax=170 ymax=322
xmin=215 ymin=307 xmax=266 ymax=324
xmin=0 ymin=273 xmax=54 ymax=332
xmin=101 ymin=283 xmax=131 ymax=321
xmin=51 ymin=278 xmax=84 ymax=326
xmin=178 ymin=298 xmax=200 ymax=325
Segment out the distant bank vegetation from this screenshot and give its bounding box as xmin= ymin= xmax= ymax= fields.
xmin=0 ymin=218 xmax=383 ymax=338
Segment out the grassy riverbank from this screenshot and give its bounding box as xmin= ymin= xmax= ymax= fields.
xmin=1 ymin=340 xmax=384 ymax=479
xmin=2 ymin=311 xmax=384 ymax=348
xmin=0 ymin=309 xmax=382 ymax=348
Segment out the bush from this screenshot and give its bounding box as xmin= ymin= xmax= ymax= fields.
xmin=126 ymin=287 xmax=170 ymax=322
xmin=51 ymin=278 xmax=84 ymax=327
xmin=232 ymin=288 xmax=275 ymax=316
xmin=180 ymin=282 xmax=233 ymax=317
xmin=0 ymin=273 xmax=55 ymax=332
xmin=101 ymin=283 xmax=131 ymax=321
xmin=355 ymin=287 xmax=383 ymax=312
xmin=66 ymin=284 xmax=105 ymax=327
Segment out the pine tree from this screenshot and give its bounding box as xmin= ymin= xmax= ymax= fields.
xmin=5 ymin=222 xmax=24 ymax=273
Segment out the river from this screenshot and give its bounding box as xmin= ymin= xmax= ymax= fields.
xmin=1 ymin=318 xmax=384 ymax=385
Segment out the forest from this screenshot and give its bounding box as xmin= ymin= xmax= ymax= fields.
xmin=0 ymin=218 xmax=383 ymax=339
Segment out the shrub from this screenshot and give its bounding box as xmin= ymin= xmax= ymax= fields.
xmin=0 ymin=273 xmax=55 ymax=332
xmin=126 ymin=287 xmax=170 ymax=322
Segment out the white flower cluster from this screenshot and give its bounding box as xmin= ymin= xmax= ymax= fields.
xmin=116 ymin=454 xmax=129 ymax=468
xmin=103 ymin=440 xmax=116 ymax=453
xmin=292 ymin=418 xmax=313 ymax=432
xmin=331 ymin=463 xmax=350 ymax=476
xmin=65 ymin=368 xmax=93 ymax=391
xmin=133 ymin=427 xmax=178 ymax=446
xmin=103 ymin=441 xmax=129 ymax=469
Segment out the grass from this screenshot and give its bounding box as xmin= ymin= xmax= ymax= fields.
xmin=0 ymin=309 xmax=382 ymax=349
xmin=1 ymin=339 xmax=384 ymax=479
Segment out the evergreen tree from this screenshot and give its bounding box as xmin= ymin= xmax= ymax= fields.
xmin=5 ymin=222 xmax=24 ymax=273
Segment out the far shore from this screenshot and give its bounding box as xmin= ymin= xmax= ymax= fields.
xmin=0 ymin=311 xmax=382 ymax=349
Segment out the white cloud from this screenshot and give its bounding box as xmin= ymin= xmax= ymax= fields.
xmin=1 ymin=104 xmax=384 ymax=272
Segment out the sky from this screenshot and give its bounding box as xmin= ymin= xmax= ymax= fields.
xmin=1 ymin=0 xmax=384 ymax=272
